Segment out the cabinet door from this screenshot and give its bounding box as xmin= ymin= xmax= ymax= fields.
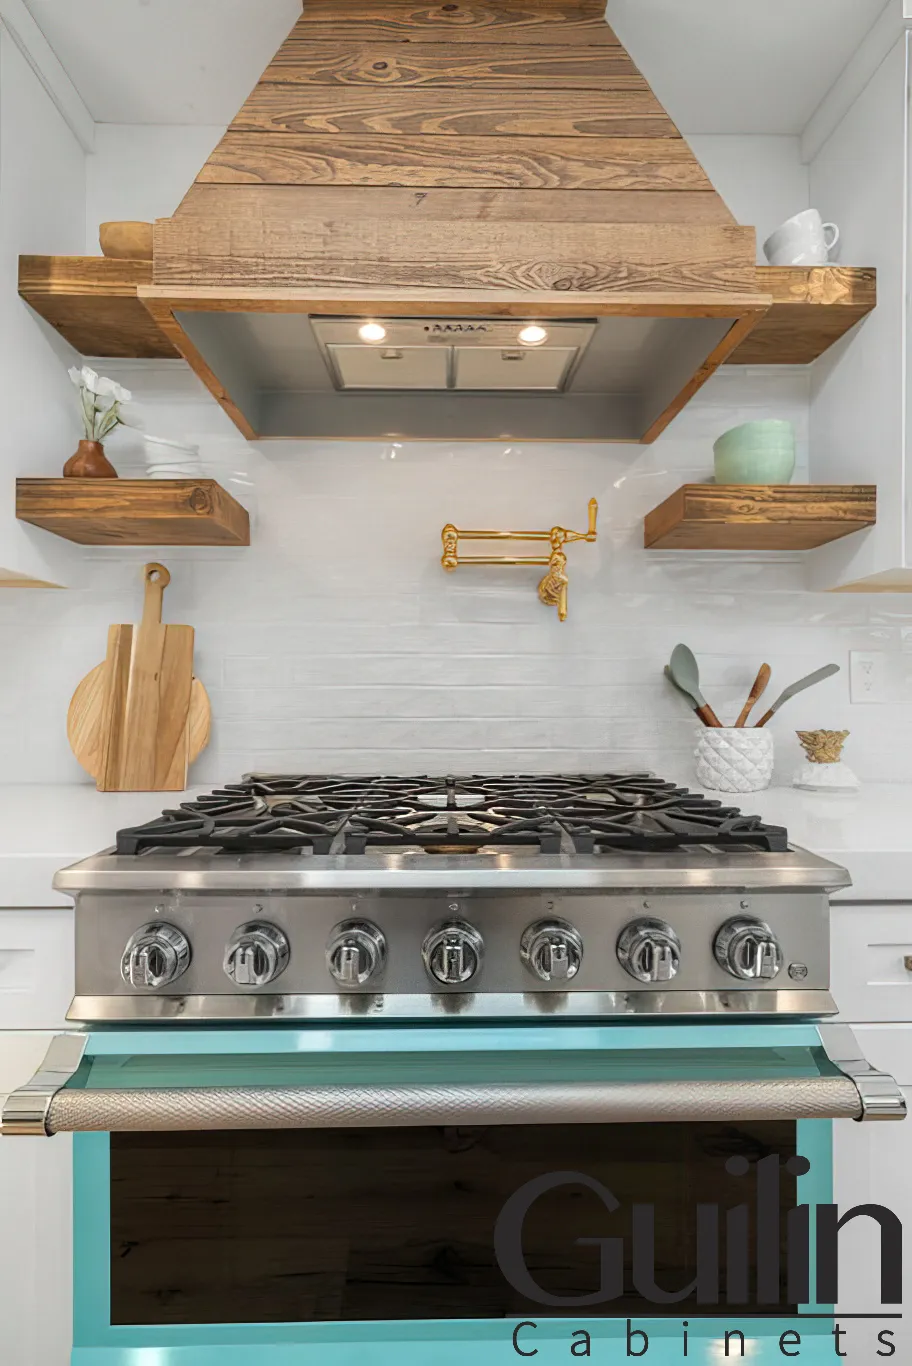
xmin=0 ymin=910 xmax=74 ymax=1029
xmin=831 ymin=905 xmax=912 ymax=1023
xmin=832 ymin=1026 xmax=912 ymax=1358
xmin=0 ymin=1032 xmax=72 ymax=1366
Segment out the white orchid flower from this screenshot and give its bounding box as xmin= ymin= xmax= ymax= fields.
xmin=94 ymin=376 xmax=132 ymax=404
xmin=67 ymin=362 xmax=133 ymax=441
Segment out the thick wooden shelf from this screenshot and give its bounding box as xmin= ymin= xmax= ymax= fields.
xmin=18 ymin=257 xmax=876 ymax=369
xmin=18 ymin=256 xmax=179 ymax=359
xmin=644 ymin=484 xmax=876 ymax=551
xmin=726 ymin=266 xmax=876 ymax=365
xmin=16 ymin=479 xmax=250 ymax=547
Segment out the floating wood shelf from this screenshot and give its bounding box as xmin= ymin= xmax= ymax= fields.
xmin=726 ymin=266 xmax=876 ymax=365
xmin=18 ymin=256 xmax=179 ymax=359
xmin=644 ymin=484 xmax=876 ymax=551
xmin=19 ymin=257 xmax=876 ymax=371
xmin=16 ymin=479 xmax=250 ymax=547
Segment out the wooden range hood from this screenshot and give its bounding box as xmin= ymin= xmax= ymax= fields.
xmin=145 ymin=0 xmax=768 ymax=442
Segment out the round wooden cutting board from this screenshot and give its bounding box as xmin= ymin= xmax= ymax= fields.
xmin=68 ymin=663 xmax=211 ymax=782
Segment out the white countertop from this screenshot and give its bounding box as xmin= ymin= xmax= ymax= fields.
xmin=0 ymin=783 xmax=909 ymax=908
xmin=0 ymin=786 xmax=207 ymax=908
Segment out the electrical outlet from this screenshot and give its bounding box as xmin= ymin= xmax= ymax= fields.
xmin=850 ymin=651 xmax=888 ymax=703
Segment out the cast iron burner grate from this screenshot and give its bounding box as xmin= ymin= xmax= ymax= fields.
xmin=114 ymin=773 xmax=789 ymax=856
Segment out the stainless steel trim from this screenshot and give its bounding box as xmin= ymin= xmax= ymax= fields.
xmin=1 ymin=1034 xmax=88 ymax=1137
xmin=44 ymin=1076 xmax=862 ymax=1134
xmin=818 ymin=1023 xmax=908 ymax=1122
xmin=52 ymin=845 xmax=852 ymax=894
xmin=66 ymin=988 xmax=840 ymax=1023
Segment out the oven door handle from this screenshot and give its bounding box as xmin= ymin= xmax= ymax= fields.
xmin=2 ymin=1028 xmax=905 ymax=1135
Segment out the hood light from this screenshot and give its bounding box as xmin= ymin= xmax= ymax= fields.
xmin=358 ymin=322 xmax=387 ymax=343
xmin=518 ymin=324 xmax=548 ymax=346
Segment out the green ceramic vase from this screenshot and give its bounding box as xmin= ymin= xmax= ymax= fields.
xmin=713 ymin=420 xmax=796 ymax=485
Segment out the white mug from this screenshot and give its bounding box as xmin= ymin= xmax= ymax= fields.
xmin=762 ymin=209 xmax=839 ymax=267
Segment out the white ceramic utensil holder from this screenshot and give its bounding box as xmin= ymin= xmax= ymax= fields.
xmin=694 ymin=727 xmax=774 ymax=793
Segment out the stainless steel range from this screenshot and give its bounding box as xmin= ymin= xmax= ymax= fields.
xmin=56 ymin=771 xmax=850 ymax=1024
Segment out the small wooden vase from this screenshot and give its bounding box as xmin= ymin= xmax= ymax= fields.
xmin=63 ymin=440 xmax=118 ymax=479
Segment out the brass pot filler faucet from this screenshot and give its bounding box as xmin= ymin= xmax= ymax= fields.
xmin=440 ymin=498 xmax=598 ymax=622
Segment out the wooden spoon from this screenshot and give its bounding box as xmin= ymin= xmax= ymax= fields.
xmin=668 ymin=644 xmax=723 ymax=727
xmin=735 ymin=663 xmax=772 ymax=728
xmin=755 ymin=663 xmax=841 ymax=728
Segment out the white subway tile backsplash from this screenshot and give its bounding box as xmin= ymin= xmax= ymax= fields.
xmin=3 ymin=363 xmax=912 ymax=786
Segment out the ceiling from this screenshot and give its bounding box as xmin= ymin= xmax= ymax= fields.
xmin=608 ymin=0 xmax=890 ymax=135
xmin=21 ymin=0 xmax=890 ymax=133
xmin=22 ymin=0 xmax=301 ymax=125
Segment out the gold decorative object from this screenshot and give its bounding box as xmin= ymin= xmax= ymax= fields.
xmin=440 ymin=499 xmax=598 ymax=622
xmin=797 ymin=730 xmax=850 ymax=764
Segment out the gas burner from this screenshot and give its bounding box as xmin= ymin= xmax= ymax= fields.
xmin=114 ymin=773 xmax=789 ymax=857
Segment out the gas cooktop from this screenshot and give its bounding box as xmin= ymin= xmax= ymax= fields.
xmin=114 ymin=772 xmax=790 ymax=858
xmin=56 ymin=771 xmax=850 ymax=1023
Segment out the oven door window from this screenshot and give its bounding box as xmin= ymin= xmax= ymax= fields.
xmin=110 ymin=1118 xmax=801 ymax=1325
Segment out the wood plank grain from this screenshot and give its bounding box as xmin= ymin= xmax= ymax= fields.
xmin=292 ymin=3 xmax=621 ymax=44
xmin=198 ymin=132 xmax=707 ymax=190
xmin=231 ymin=84 xmax=677 ymax=137
xmin=644 ymin=484 xmax=877 ymax=550
xmin=726 ymin=265 xmax=876 ymax=365
xmin=143 ymin=281 xmax=764 ymax=316
xmin=15 ymin=479 xmax=251 ymax=547
xmin=261 ymin=42 xmax=645 ymax=87
xmin=176 ymin=182 xmax=733 ymax=224
xmin=154 ymin=217 xmax=756 ymax=293
xmin=18 ymin=255 xmax=179 ymax=359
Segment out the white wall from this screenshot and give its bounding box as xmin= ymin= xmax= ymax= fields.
xmin=688 ymin=136 xmax=809 ymax=260
xmin=1 ymin=359 xmax=910 ymax=786
xmin=0 ymin=28 xmax=86 ymax=585
xmin=808 ymin=34 xmax=909 ymax=588
xmin=84 ymin=123 xmax=224 ymax=250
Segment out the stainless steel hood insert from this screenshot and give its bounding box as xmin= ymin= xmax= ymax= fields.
xmin=312 ymin=317 xmax=595 ymax=392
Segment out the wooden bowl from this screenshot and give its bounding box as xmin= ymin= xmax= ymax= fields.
xmin=99 ymin=221 xmax=154 ymax=261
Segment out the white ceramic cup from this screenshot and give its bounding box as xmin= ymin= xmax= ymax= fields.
xmin=763 ymin=209 xmax=839 ymax=267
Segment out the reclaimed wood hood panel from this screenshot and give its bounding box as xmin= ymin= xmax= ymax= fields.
xmin=154 ymin=0 xmax=757 ymax=302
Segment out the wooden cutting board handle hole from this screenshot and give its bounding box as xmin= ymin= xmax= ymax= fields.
xmin=142 ymin=562 xmax=170 ymax=629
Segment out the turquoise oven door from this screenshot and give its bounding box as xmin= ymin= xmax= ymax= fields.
xmin=3 ymin=1022 xmax=905 ymax=1365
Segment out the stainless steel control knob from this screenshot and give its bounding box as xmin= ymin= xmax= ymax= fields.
xmin=521 ymin=919 xmax=583 ymax=983
xmin=224 ymin=922 xmax=290 ymax=988
xmin=422 ymin=920 xmax=484 ymax=986
xmin=326 ymin=921 xmax=387 ymax=986
xmin=617 ymin=918 xmax=681 ymax=984
xmin=714 ymin=917 xmax=783 ymax=981
xmin=121 ymin=923 xmax=191 ymax=990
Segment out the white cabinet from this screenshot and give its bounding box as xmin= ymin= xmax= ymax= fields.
xmin=808 ymin=32 xmax=912 ymax=589
xmin=832 ymin=904 xmax=912 ymax=1023
xmin=0 ymin=1032 xmax=72 ymax=1366
xmin=0 ymin=910 xmax=74 ymax=1029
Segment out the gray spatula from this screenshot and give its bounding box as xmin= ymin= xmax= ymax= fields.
xmin=754 ymin=663 xmax=840 ymax=727
xmin=667 ymin=644 xmax=723 ymax=727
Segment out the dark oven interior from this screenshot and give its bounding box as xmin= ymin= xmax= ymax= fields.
xmin=110 ymin=1121 xmax=798 ymax=1324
